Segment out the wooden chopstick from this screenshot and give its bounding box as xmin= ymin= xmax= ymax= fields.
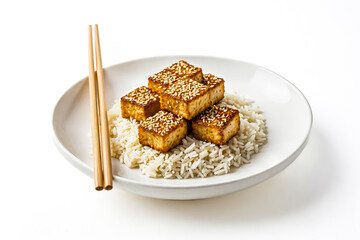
xmin=88 ymin=25 xmax=104 ymax=191
xmin=94 ymin=24 xmax=113 ymax=190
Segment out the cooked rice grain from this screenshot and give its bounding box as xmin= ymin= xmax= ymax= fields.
xmin=107 ymin=94 xmax=267 ymax=179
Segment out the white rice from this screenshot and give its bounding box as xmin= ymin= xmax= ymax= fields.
xmin=107 ymin=94 xmax=267 ymax=179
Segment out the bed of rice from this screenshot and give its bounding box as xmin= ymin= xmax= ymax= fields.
xmin=107 ymin=94 xmax=267 ymax=179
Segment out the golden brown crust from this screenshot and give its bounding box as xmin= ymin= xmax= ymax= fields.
xmin=192 ymin=106 xmax=240 ymax=145
xmin=193 ymin=105 xmax=239 ymax=130
xmin=161 ymin=78 xmax=209 ymax=103
xmin=121 ymin=86 xmax=160 ymax=121
xmin=160 ymin=79 xmax=212 ymax=120
xmin=121 ymin=86 xmax=159 ymax=107
xmin=121 ymin=101 xmax=144 ymax=120
xmin=138 ymin=110 xmax=185 ymax=136
xmin=148 ymin=70 xmax=179 ymax=89
xmin=160 ymin=94 xmax=188 ymax=118
xmin=148 ymin=60 xmax=203 ymax=93
xmin=138 ymin=111 xmax=187 ymax=152
xmin=148 ymin=78 xmax=168 ymax=94
xmin=167 ymin=60 xmax=203 ymax=79
xmin=192 ymin=121 xmax=220 ymax=144
xmin=203 ymin=73 xmax=225 ymax=89
xmin=192 ymin=114 xmax=240 ymax=145
xmin=203 ymin=73 xmax=225 ymax=105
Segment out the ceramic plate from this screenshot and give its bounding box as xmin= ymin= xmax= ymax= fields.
xmin=52 ymin=56 xmax=312 ymax=200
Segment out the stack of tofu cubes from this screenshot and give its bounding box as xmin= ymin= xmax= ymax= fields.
xmin=120 ymin=60 xmax=240 ymax=153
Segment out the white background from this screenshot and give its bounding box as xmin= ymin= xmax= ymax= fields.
xmin=1 ymin=0 xmax=360 ymax=239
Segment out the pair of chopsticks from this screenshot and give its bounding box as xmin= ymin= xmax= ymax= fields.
xmin=88 ymin=24 xmax=113 ymax=191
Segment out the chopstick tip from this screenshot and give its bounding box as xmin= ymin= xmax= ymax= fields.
xmin=95 ymin=186 xmax=103 ymax=191
xmin=104 ymin=185 xmax=113 ymax=191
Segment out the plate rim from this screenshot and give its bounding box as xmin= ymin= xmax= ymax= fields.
xmin=52 ymin=55 xmax=313 ymax=189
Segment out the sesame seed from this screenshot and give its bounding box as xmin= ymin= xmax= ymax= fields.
xmin=195 ymin=105 xmax=238 ymax=128
xmin=121 ymin=86 xmax=159 ymax=106
xmin=164 ymin=78 xmax=209 ymax=102
xmin=203 ymin=73 xmax=224 ymax=89
xmin=140 ymin=111 xmax=184 ymax=136
xmin=149 ymin=60 xmax=202 ymax=89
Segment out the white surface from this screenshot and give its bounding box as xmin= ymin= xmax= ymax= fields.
xmin=53 ymin=56 xmax=312 ymax=199
xmin=0 ymin=0 xmax=359 ymax=239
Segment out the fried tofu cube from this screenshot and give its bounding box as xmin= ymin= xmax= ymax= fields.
xmin=169 ymin=60 xmax=203 ymax=82
xmin=121 ymin=86 xmax=160 ymax=122
xmin=203 ymin=73 xmax=225 ymax=105
xmin=192 ymin=106 xmax=240 ymax=145
xmin=148 ymin=70 xmax=178 ymax=94
xmin=148 ymin=60 xmax=203 ymax=93
xmin=138 ymin=111 xmax=187 ymax=152
xmin=160 ymin=79 xmax=212 ymax=120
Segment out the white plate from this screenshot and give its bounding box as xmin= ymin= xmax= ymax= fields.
xmin=52 ymin=56 xmax=312 ymax=200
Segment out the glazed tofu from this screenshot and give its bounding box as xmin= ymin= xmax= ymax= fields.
xmin=203 ymin=73 xmax=225 ymax=105
xmin=169 ymin=60 xmax=203 ymax=82
xmin=148 ymin=60 xmax=203 ymax=93
xmin=192 ymin=106 xmax=240 ymax=145
xmin=121 ymin=86 xmax=160 ymax=122
xmin=138 ymin=111 xmax=187 ymax=152
xmin=160 ymin=79 xmax=212 ymax=120
xmin=148 ymin=70 xmax=178 ymax=94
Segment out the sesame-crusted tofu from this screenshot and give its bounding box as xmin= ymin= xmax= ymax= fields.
xmin=203 ymin=74 xmax=225 ymax=105
xmin=138 ymin=111 xmax=187 ymax=153
xmin=169 ymin=60 xmax=203 ymax=82
xmin=160 ymin=79 xmax=212 ymax=120
xmin=121 ymin=86 xmax=160 ymax=122
xmin=148 ymin=60 xmax=203 ymax=93
xmin=148 ymin=70 xmax=178 ymax=94
xmin=192 ymin=106 xmax=240 ymax=145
